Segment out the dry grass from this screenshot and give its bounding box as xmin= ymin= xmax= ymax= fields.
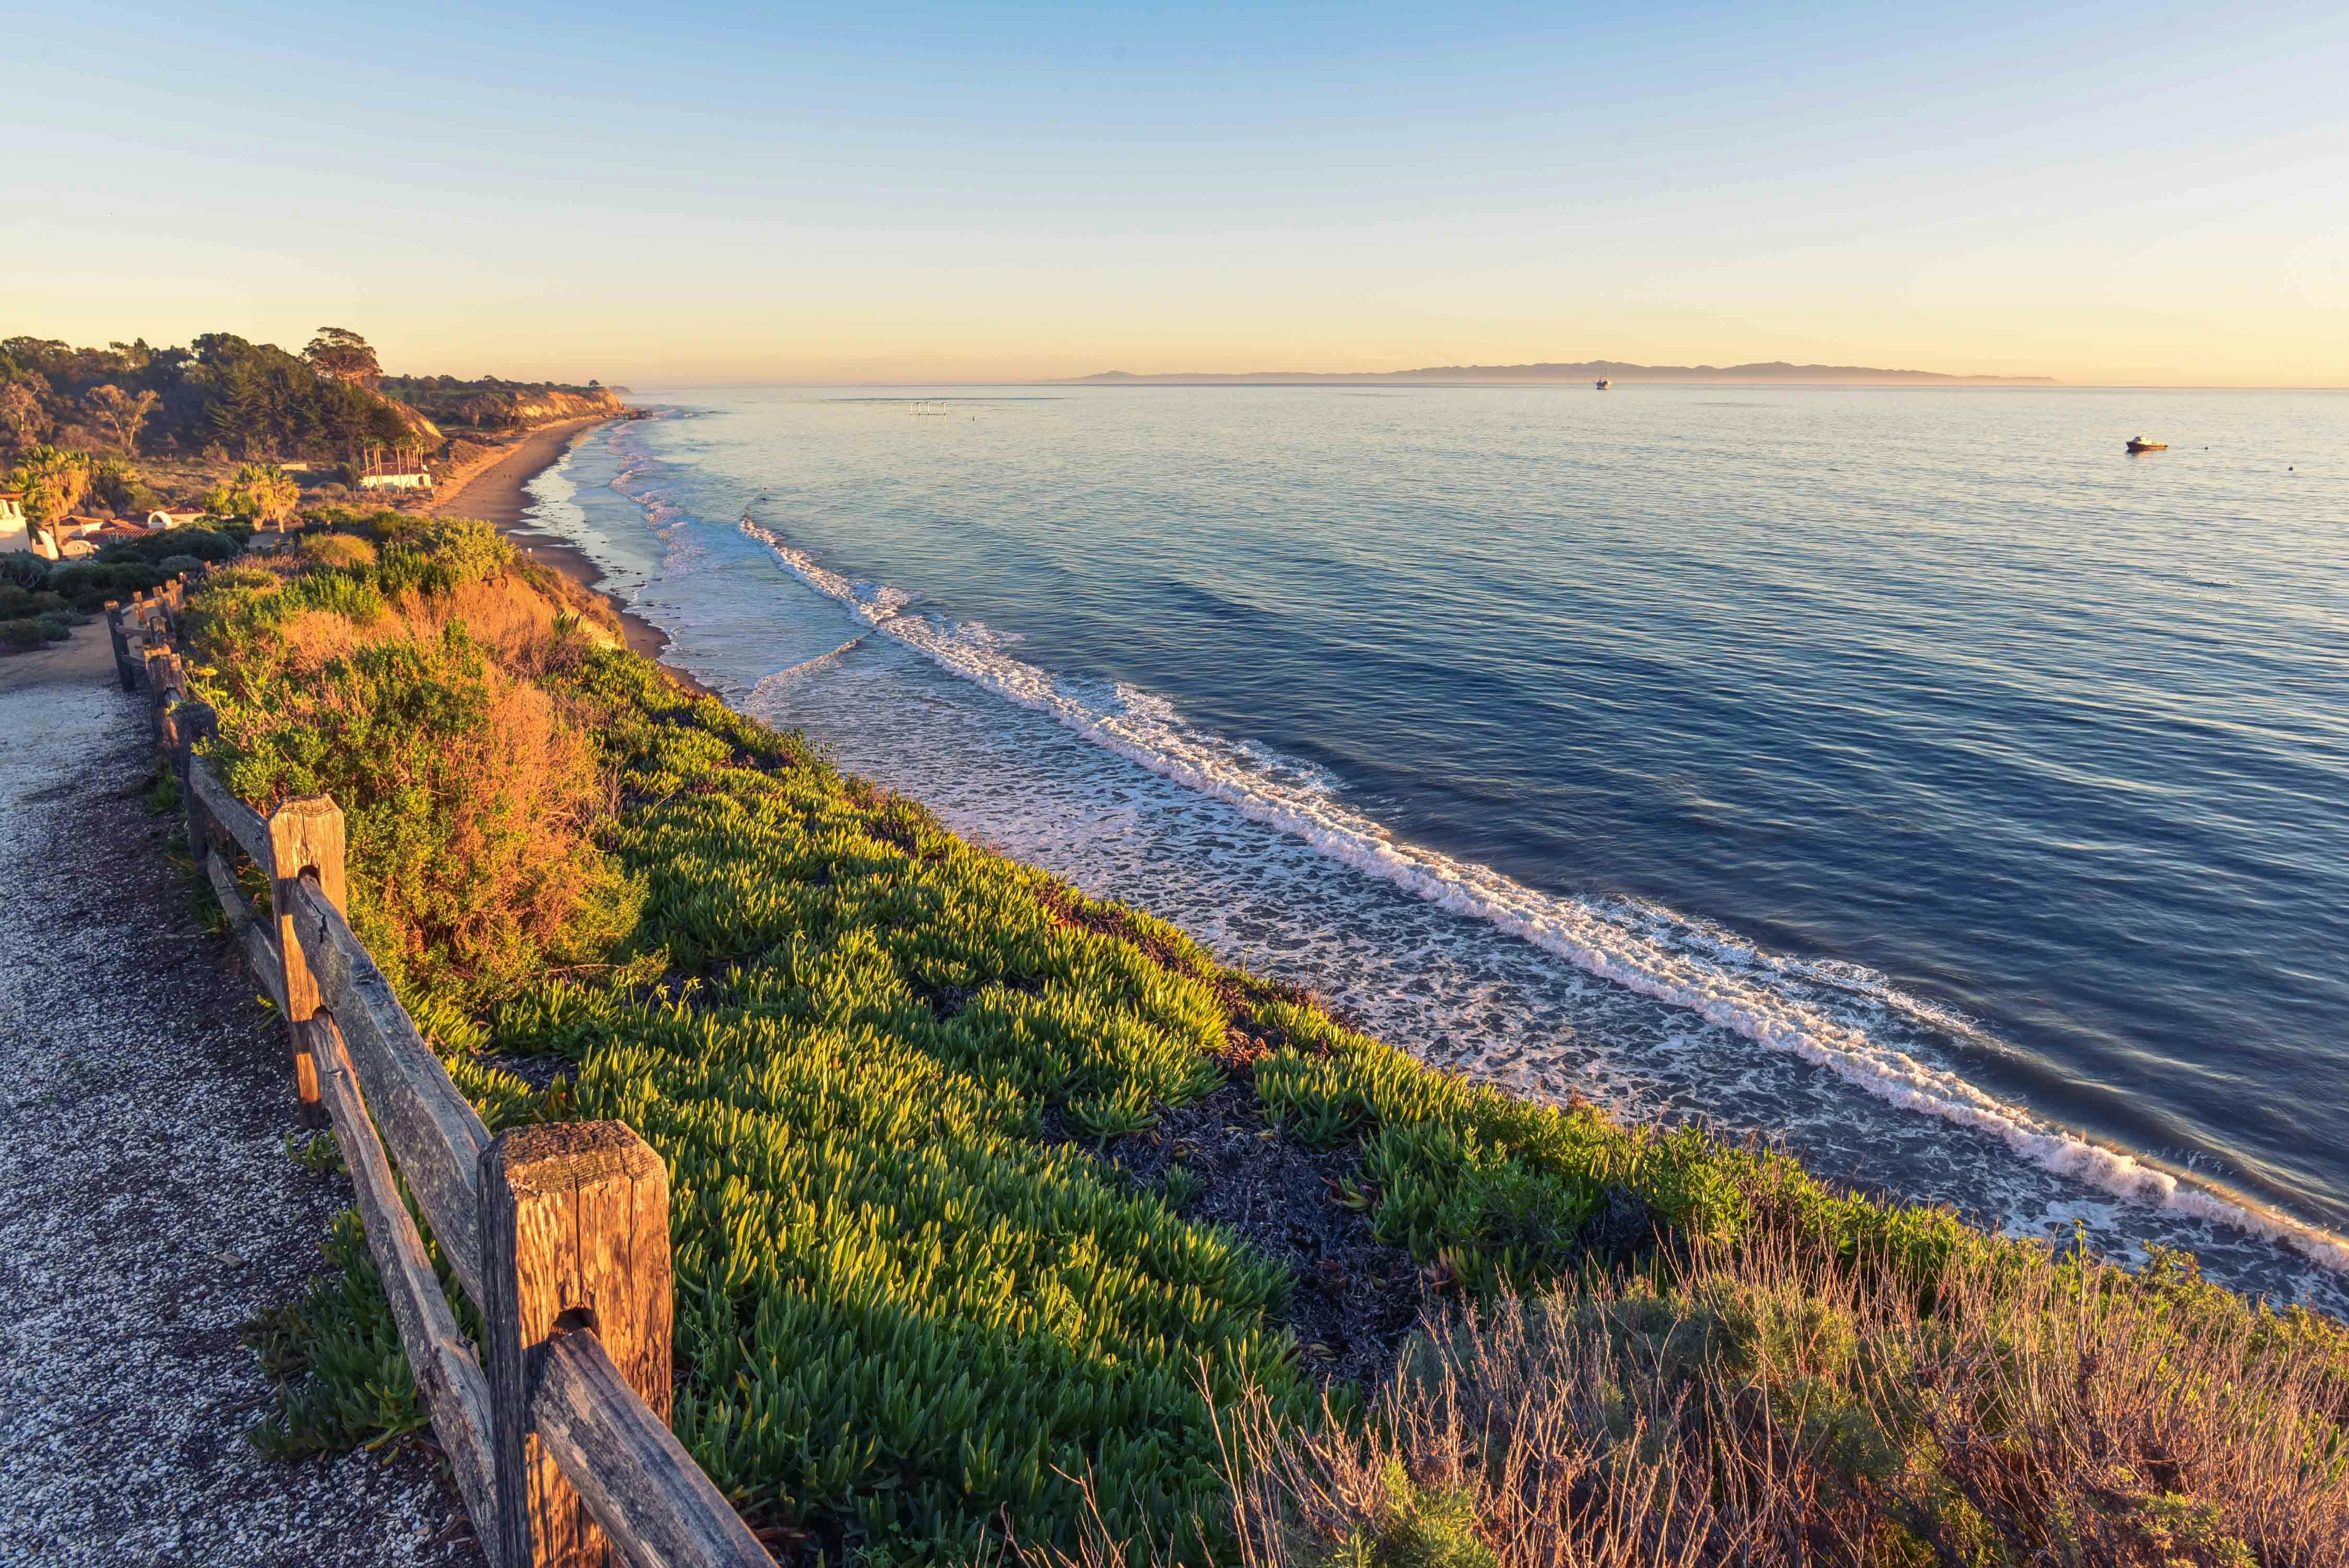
xmin=271 ymin=606 xmax=376 ymax=671
xmin=246 ymin=547 xmax=606 ymax=681
xmin=391 ymin=577 xmax=569 ymax=672
xmin=1221 ymin=1240 xmax=2349 ymax=1568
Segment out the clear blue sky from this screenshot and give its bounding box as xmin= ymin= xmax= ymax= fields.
xmin=8 ymin=2 xmax=2346 ymax=382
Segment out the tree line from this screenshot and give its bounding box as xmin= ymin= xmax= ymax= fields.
xmin=0 ymin=327 xmax=616 ymax=464
xmin=0 ymin=330 xmax=419 ymax=466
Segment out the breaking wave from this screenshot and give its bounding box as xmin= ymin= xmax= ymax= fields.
xmin=750 ymin=634 xmax=870 ymax=695
xmin=735 ymin=515 xmax=2349 ymax=1275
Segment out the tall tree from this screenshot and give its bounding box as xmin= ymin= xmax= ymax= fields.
xmin=304 ymin=327 xmax=382 ymax=389
xmin=208 ymin=360 xmax=273 ymax=457
xmin=84 ymin=384 xmax=161 ymax=455
xmin=0 ymin=381 xmax=44 ymax=447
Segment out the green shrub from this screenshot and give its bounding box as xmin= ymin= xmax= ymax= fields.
xmin=1307 ymin=1460 xmax=1497 ymax=1568
xmin=369 ymin=515 xmax=513 ymax=598
xmin=39 ymin=521 xmax=243 ymax=613
xmin=93 ymin=519 xmax=247 ymax=569
xmin=0 ymin=584 xmax=68 ymax=620
xmin=296 ymin=532 xmax=377 ymax=568
xmin=47 ymin=559 xmax=168 ymax=612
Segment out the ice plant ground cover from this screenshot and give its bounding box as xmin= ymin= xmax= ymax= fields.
xmin=179 ymin=515 xmax=2349 ymax=1565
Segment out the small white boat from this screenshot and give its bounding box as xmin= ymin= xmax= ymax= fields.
xmin=1595 ymin=378 xmax=1610 ymax=390
xmin=2126 ymin=435 xmax=2167 ymax=453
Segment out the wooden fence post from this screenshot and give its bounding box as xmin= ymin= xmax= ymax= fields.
xmin=140 ymin=646 xmax=176 ymax=740
xmin=175 ymin=702 xmax=218 ymax=864
xmin=481 ymin=1123 xmax=674 ymax=1568
xmin=104 ymin=602 xmax=138 ymax=692
xmin=266 ymin=797 xmax=346 ymax=1127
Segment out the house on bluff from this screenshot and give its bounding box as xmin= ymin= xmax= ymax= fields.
xmin=45 ymin=516 xmax=122 ymax=559
xmin=10 ymin=511 xmax=174 ymax=560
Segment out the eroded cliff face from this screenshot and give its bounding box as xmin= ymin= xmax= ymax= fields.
xmin=384 ymin=383 xmax=628 ymax=444
xmin=496 ymin=387 xmax=626 ymax=425
xmin=384 ymin=400 xmax=446 ymax=447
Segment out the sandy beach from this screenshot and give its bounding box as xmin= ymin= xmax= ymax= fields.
xmin=425 ymin=414 xmax=715 ymax=697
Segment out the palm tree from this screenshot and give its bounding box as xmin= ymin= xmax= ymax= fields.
xmin=205 ymin=462 xmax=301 ymax=527
xmin=6 ymin=445 xmax=92 ymax=526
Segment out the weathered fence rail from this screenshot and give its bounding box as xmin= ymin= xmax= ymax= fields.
xmin=111 ymin=583 xmax=774 ymax=1568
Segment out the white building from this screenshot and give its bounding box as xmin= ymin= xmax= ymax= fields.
xmin=36 ymin=516 xmax=115 ymax=560
xmin=0 ymin=490 xmax=28 ymax=554
xmin=146 ymin=508 xmax=207 ymax=530
xmin=359 ymin=471 xmax=434 ymax=492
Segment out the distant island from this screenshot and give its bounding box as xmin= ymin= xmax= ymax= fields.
xmin=1063 ymin=360 xmax=2056 ymax=385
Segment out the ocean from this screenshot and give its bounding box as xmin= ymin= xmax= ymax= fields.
xmin=519 ymin=383 xmax=2349 ymax=1312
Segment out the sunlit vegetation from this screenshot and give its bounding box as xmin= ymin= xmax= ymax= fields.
xmin=376 ymin=370 xmax=622 ymax=431
xmin=1223 ymin=1239 xmax=2349 ymax=1568
xmin=191 ymin=519 xmax=2349 ymax=1564
xmin=0 ymin=332 xmax=416 ymax=466
xmin=204 ymin=461 xmax=301 ymax=526
xmin=0 ymin=328 xmax=615 ymax=495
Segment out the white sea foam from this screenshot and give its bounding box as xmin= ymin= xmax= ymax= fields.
xmin=751 ymin=634 xmax=870 ymax=694
xmin=737 ymin=515 xmax=2349 ymax=1276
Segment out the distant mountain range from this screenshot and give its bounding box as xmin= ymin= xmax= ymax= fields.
xmin=1063 ymin=360 xmax=2055 ymax=385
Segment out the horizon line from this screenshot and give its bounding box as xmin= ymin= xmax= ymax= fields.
xmin=608 ymin=377 xmax=2349 ymax=392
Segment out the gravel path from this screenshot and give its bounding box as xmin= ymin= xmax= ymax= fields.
xmin=0 ymin=629 xmax=483 ymax=1567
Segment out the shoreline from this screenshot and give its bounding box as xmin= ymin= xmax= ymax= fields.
xmin=417 ymin=410 xmax=2346 ymax=1297
xmin=424 ymin=414 xmax=717 ymax=699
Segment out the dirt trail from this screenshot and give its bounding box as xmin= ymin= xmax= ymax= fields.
xmin=0 ymin=626 xmax=480 ymax=1566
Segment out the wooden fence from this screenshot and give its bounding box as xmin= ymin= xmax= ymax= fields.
xmin=110 ymin=583 xmax=776 ymax=1568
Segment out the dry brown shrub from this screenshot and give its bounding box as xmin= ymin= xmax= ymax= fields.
xmin=372 ymin=569 xmax=623 ymax=685
xmin=400 ymin=674 xmax=606 ymax=981
xmin=273 ymin=607 xmax=375 ymax=671
xmin=211 ymin=585 xmax=635 ymax=1003
xmin=392 ymin=576 xmax=556 ymax=665
xmin=512 ymin=557 xmax=625 ymax=633
xmin=1223 ymin=1239 xmax=2349 ymax=1568
xmin=330 ymin=647 xmax=620 ymax=1002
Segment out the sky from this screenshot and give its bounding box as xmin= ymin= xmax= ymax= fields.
xmin=7 ymin=2 xmax=2347 ymax=385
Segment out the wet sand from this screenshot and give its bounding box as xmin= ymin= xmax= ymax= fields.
xmin=428 ymin=416 xmax=715 ymax=698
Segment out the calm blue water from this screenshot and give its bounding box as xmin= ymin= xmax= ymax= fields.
xmin=522 ymin=385 xmax=2349 ymax=1309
